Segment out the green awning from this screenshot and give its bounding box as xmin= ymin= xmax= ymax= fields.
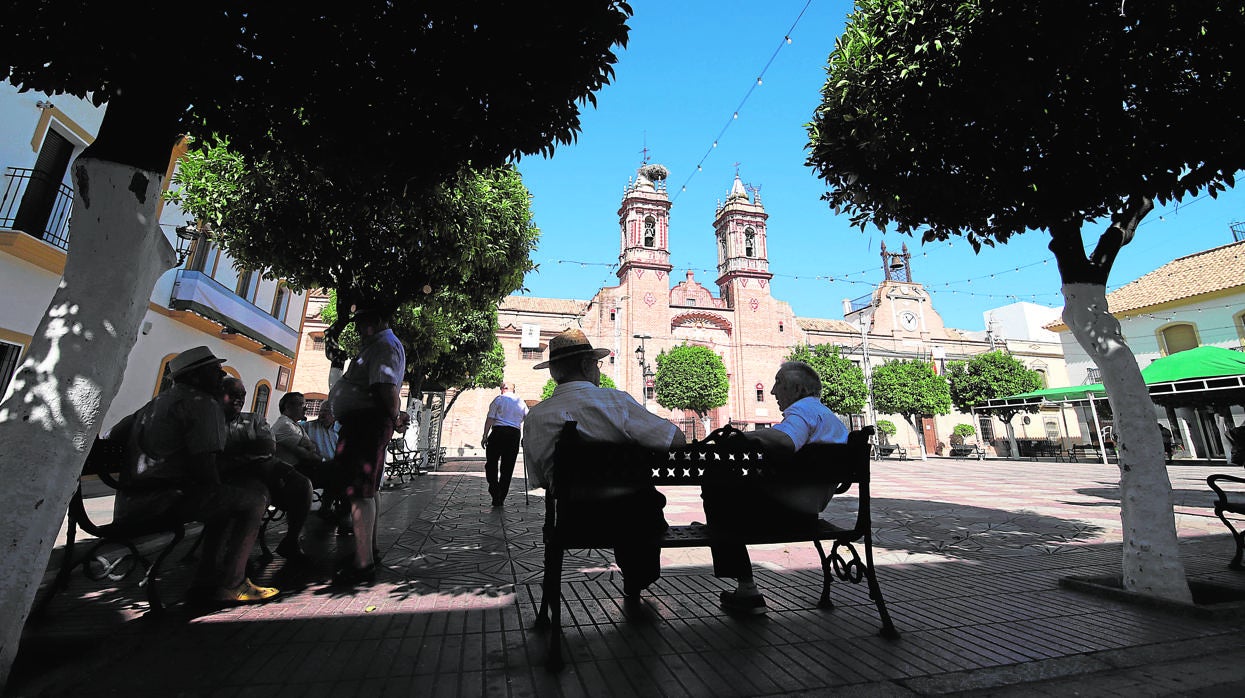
xmin=1140 ymin=345 xmax=1245 ymax=383
xmin=1005 ymin=384 xmax=1107 ymax=402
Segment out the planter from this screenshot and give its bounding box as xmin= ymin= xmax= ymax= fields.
xmin=1060 ymin=575 xmax=1245 ymax=619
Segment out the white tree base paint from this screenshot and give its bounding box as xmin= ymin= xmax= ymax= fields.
xmin=1062 ymin=283 xmax=1192 ymax=603
xmin=0 ymin=158 xmax=176 ymax=688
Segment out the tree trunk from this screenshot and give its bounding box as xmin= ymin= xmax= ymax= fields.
xmin=1062 ymin=282 xmax=1192 ymax=603
xmin=903 ymin=414 xmax=928 ymax=461
xmin=0 ymin=157 xmax=177 ymax=688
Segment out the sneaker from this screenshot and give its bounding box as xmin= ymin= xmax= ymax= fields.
xmin=719 ymin=590 xmax=767 ymax=615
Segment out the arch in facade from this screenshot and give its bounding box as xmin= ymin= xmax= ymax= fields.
xmin=670 ymin=311 xmax=732 ymax=333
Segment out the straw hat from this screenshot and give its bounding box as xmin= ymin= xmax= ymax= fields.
xmin=532 ymin=329 xmax=611 ymax=370
xmin=167 ymin=346 xmax=227 ymax=378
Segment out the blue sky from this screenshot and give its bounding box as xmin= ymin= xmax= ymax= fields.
xmin=514 ymin=0 xmax=1245 ymax=332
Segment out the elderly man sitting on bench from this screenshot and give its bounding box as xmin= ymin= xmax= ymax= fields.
xmin=702 ymin=361 xmax=848 ymax=615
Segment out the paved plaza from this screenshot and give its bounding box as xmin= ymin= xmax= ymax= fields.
xmin=8 ymin=455 xmax=1245 ymax=697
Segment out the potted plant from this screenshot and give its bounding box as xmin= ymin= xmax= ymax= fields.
xmin=951 ymin=423 xmax=976 ymax=446
xmin=875 ymin=419 xmax=897 ymax=444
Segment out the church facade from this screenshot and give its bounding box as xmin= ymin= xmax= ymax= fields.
xmin=430 ymin=165 xmax=1069 ymax=457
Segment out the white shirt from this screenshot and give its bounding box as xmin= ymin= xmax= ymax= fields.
xmin=486 ymin=391 xmax=528 ymax=429
xmin=771 ymin=396 xmax=849 ymax=450
xmin=523 ymin=381 xmax=679 ymax=489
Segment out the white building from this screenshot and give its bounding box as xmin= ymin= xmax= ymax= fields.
xmin=1049 ymin=239 xmax=1245 ymax=459
xmin=0 ymin=85 xmax=308 ymax=427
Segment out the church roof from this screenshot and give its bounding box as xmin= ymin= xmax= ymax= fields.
xmin=1104 ymin=240 xmax=1245 ymax=314
xmin=796 ymin=317 xmax=857 ymax=333
xmin=499 ymin=296 xmax=586 ymax=316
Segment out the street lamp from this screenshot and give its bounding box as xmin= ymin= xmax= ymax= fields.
xmin=633 ymin=333 xmax=653 ymax=408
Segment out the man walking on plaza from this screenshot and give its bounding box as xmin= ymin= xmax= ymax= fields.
xmin=524 ymin=329 xmax=685 ymax=599
xmin=482 ymin=382 xmax=527 ymax=506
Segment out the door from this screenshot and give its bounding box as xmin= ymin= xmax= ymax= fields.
xmin=919 ymin=415 xmax=939 ymax=454
xmin=14 ymin=129 xmax=74 ymax=241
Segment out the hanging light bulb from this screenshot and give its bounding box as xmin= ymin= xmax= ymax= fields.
xmin=712 ymin=141 xmax=718 ymax=148
xmin=756 ymin=77 xmax=763 ymax=85
xmin=785 ymin=36 xmax=792 ymax=44
xmin=733 ymin=112 xmax=739 ymax=119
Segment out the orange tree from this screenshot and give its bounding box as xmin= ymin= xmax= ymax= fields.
xmin=806 ymin=0 xmax=1245 ymax=602
xmin=0 ymin=4 xmax=632 ymax=687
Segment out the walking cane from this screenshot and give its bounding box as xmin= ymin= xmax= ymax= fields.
xmin=522 ymin=455 xmax=529 ymax=506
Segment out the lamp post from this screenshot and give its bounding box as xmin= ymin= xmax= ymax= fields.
xmin=633 ymin=333 xmax=653 ymax=409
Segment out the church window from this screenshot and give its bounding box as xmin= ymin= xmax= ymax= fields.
xmin=719 ymin=237 xmax=726 ymax=261
xmin=643 ymin=216 xmax=656 ymax=247
xmin=610 ymin=309 xmax=616 ymax=322
xmin=744 ymin=228 xmax=755 ymax=257
xmin=645 ymin=385 xmax=655 ymax=401
xmin=778 ymin=320 xmax=784 ymax=333
xmin=756 ymin=388 xmax=764 ymax=402
xmin=521 ymin=347 xmax=544 ymax=361
xmin=686 ymin=297 xmax=696 ymax=307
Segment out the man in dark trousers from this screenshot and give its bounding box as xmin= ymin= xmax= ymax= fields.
xmin=481 ymin=382 xmax=527 ymax=506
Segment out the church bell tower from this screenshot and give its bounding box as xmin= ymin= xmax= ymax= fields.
xmin=617 ymin=164 xmax=674 ymax=280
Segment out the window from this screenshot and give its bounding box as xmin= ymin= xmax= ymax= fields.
xmin=304 ymin=398 xmax=324 ymax=418
xmin=645 ymin=385 xmax=655 ymax=401
xmin=0 ymin=341 xmax=22 ymax=395
xmin=1034 ymin=368 xmax=1048 ymax=388
xmin=686 ymin=297 xmax=696 ymax=306
xmin=779 ymin=321 xmax=784 ymax=333
xmin=744 ymin=228 xmax=755 ymax=257
xmin=271 ymin=282 xmax=291 ymax=320
xmin=1044 ymin=419 xmax=1060 ymax=440
xmin=236 ymin=269 xmax=260 ymax=303
xmin=643 ymin=216 xmax=656 ymax=247
xmin=1160 ymin=323 xmax=1198 ymax=355
xmin=311 ymin=336 xmax=325 ymax=351
xmin=977 ymin=414 xmax=995 ymax=442
xmin=186 ymin=236 xmax=215 ymax=273
xmin=521 ymin=347 xmax=543 ymax=361
xmin=756 ymin=389 xmax=764 ymax=402
xmin=154 ymin=354 xmax=177 ymax=395
xmin=12 ymin=128 xmax=75 ymax=247
xmin=1085 ymin=367 xmax=1101 ymax=383
xmin=252 ymin=382 xmax=271 ymax=419
xmin=609 ymin=309 xmax=616 ymax=322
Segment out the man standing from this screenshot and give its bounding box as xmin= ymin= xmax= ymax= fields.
xmin=482 ymin=383 xmax=528 ymax=506
xmin=523 ymin=329 xmax=685 ymax=599
xmin=112 ymin=346 xmax=277 ymax=605
xmin=327 ymin=307 xmax=407 ymax=585
xmin=702 ymin=361 xmax=849 ymax=615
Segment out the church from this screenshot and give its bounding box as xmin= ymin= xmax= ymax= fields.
xmin=427 ymin=164 xmax=1066 ymax=457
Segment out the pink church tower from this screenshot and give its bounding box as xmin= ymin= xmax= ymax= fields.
xmin=714 ymin=174 xmax=773 ymax=307
xmin=617 ymin=164 xmax=674 ymax=281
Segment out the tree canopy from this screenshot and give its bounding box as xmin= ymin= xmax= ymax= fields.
xmin=787 ymin=344 xmax=867 ymax=415
xmin=653 ymin=345 xmax=729 ymax=417
xmin=945 ymin=351 xmax=1043 ymax=414
xmin=807 ymin=0 xmax=1245 ymax=273
xmin=169 ymin=140 xmax=539 ymax=316
xmin=870 ymin=360 xmax=951 ymax=425
xmin=1 ymin=3 xmax=634 ymax=179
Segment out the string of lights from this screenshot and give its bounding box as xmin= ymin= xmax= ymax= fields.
xmin=670 ymin=0 xmax=815 ymax=202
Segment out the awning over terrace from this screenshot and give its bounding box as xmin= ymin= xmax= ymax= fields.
xmin=1142 ymin=346 xmax=1245 ymax=408
xmin=980 ymin=383 xmax=1106 ymax=410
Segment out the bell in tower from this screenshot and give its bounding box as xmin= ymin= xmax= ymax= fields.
xmin=881 ymin=241 xmax=913 ymax=283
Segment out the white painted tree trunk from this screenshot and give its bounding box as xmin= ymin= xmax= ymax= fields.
xmin=0 ymin=158 xmax=176 ymax=689
xmin=1062 ymin=283 xmax=1192 ymax=603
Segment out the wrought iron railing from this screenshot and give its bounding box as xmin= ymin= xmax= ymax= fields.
xmin=0 ymin=167 xmax=73 ymax=250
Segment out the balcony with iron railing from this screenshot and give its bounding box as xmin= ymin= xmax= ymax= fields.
xmin=0 ymin=167 xmax=73 ymax=250
xmin=169 ymin=270 xmax=300 ymax=358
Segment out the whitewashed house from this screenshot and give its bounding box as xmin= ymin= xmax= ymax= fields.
xmin=0 ymin=85 xmax=308 ymax=427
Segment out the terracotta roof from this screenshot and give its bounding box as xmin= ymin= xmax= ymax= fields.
xmin=1105 ymin=241 xmax=1245 ymax=315
xmin=499 ymin=296 xmax=587 ymax=316
xmin=796 ymin=317 xmax=857 ymax=333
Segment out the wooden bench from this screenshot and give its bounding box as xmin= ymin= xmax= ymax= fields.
xmin=36 ymin=437 xmax=188 ymax=616
xmin=1029 ymin=441 xmax=1063 ymax=461
xmin=1067 ymin=443 xmax=1113 ymax=462
xmin=874 ymin=443 xmax=907 ymax=460
xmin=534 ymin=423 xmax=898 ymax=671
xmin=1207 ymin=473 xmax=1245 ymax=569
xmin=949 ymin=443 xmax=985 ymax=460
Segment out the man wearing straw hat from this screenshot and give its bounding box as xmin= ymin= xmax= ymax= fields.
xmin=111 ymin=346 xmax=277 ymax=605
xmin=523 ymin=329 xmax=686 ymax=599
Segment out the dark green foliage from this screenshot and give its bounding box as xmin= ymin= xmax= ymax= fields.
xmin=870 ymin=360 xmax=951 ymax=424
xmin=807 ymin=0 xmax=1245 ymax=255
xmin=541 ymin=374 xmax=615 ymax=400
xmin=787 ymin=344 xmax=867 ymax=415
xmin=653 ymin=345 xmax=729 ymax=417
xmin=1 ymin=2 xmax=634 ymax=182
xmin=945 ymin=351 xmax=1044 ymax=413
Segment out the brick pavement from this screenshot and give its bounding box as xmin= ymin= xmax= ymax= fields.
xmin=8 ymin=456 xmax=1245 ymax=697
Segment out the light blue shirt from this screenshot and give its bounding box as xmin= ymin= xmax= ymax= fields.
xmin=771 ymin=396 xmax=849 ymax=450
